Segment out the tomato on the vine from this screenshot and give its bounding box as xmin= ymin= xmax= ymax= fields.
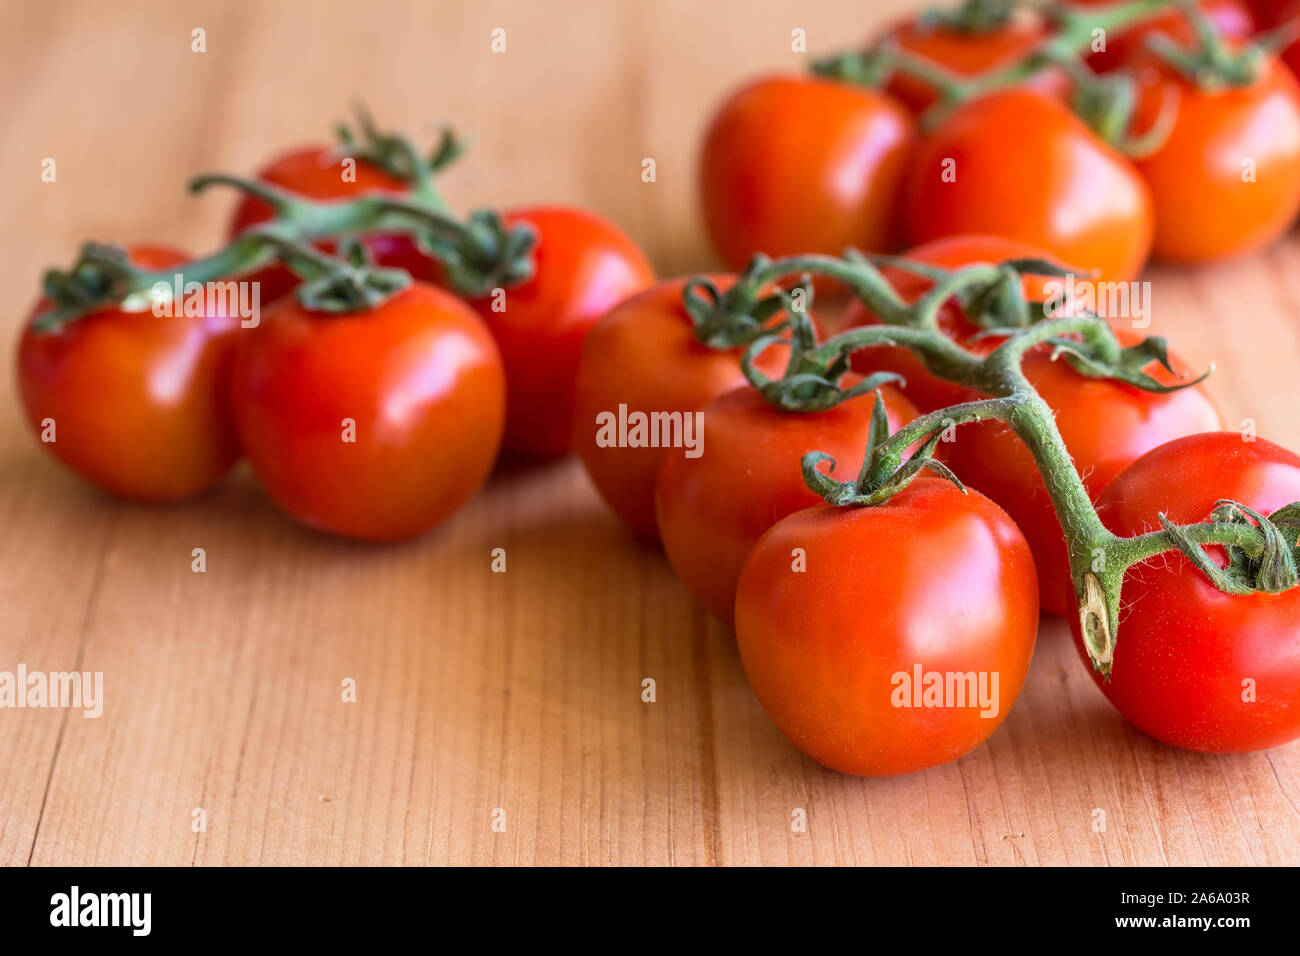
xmin=901 ymin=89 xmax=1154 ymax=281
xmin=230 ymin=282 xmax=504 ymax=541
xmin=875 ymin=11 xmax=1071 ymax=113
xmin=654 ymin=380 xmax=918 ymax=630
xmin=229 ymin=145 xmax=434 ymax=300
xmin=735 ymin=479 xmax=1039 ymax=777
xmin=847 ymin=233 xmax=1079 ymax=412
xmin=463 ymin=206 xmax=653 ymax=459
xmin=946 ymin=330 xmax=1222 ymax=616
xmin=571 ymin=277 xmax=791 ymax=540
xmin=1073 ymin=432 xmax=1300 ymax=753
xmin=1125 ymin=49 xmax=1300 ymax=263
xmin=16 ymin=245 xmax=242 ymax=502
xmin=699 ymin=75 xmax=916 ymax=271
xmin=1078 ymin=0 xmax=1256 ymax=73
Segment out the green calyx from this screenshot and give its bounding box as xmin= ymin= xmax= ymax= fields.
xmin=335 ymin=104 xmax=466 ymax=207
xmin=1159 ymin=500 xmax=1300 ymax=595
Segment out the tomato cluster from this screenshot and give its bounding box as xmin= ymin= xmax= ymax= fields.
xmin=700 ymin=0 xmax=1300 ymax=277
xmin=18 ymin=121 xmax=654 ymax=539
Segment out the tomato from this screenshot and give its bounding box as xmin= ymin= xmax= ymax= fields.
xmin=1126 ymin=50 xmax=1300 ymax=263
xmin=946 ymin=330 xmax=1222 ymax=616
xmin=875 ymin=12 xmax=1071 ymax=113
xmin=229 ymin=145 xmax=435 ymax=300
xmin=16 ymin=245 xmax=241 ymax=502
xmin=847 ymin=234 xmax=1080 ymax=412
xmin=461 ymin=206 xmax=654 ymax=459
xmin=654 ymin=380 xmax=918 ymax=630
xmin=230 ymin=283 xmax=504 ymax=541
xmin=1073 ymin=432 xmax=1300 ymax=753
xmin=571 ymin=277 xmax=791 ymax=540
xmin=699 ymin=75 xmax=916 ymax=272
xmin=1078 ymin=0 xmax=1256 ymax=73
xmin=901 ymin=89 xmax=1154 ymax=281
xmin=735 ymin=479 xmax=1039 ymax=777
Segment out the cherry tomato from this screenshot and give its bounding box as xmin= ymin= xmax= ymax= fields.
xmin=571 ymin=277 xmax=791 ymax=540
xmin=902 ymin=89 xmax=1154 ymax=281
xmin=462 ymin=206 xmax=653 ymax=459
xmin=230 ymin=282 xmax=504 ymax=541
xmin=229 ymin=145 xmax=435 ymax=300
xmin=1079 ymin=0 xmax=1256 ymax=73
xmin=876 ymin=12 xmax=1071 ymax=113
xmin=699 ymin=75 xmax=916 ymax=271
xmin=848 ymin=234 xmax=1080 ymax=412
xmin=735 ymin=479 xmax=1039 ymax=777
xmin=654 ymin=380 xmax=919 ymax=630
xmin=1126 ymin=50 xmax=1300 ymax=263
xmin=1073 ymin=432 xmax=1300 ymax=753
xmin=16 ymin=245 xmax=241 ymax=502
xmin=946 ymin=330 xmax=1222 ymax=616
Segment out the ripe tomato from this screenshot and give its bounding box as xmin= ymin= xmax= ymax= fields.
xmin=16 ymin=245 xmax=241 ymax=502
xmin=1126 ymin=51 xmax=1300 ymax=263
xmin=462 ymin=206 xmax=653 ymax=459
xmin=229 ymin=145 xmax=435 ymax=300
xmin=571 ymin=277 xmax=791 ymax=540
xmin=654 ymin=380 xmax=918 ymax=631
xmin=875 ymin=12 xmax=1071 ymax=114
xmin=847 ymin=234 xmax=1079 ymax=412
xmin=735 ymin=479 xmax=1039 ymax=777
xmin=1079 ymin=0 xmax=1256 ymax=73
xmin=230 ymin=283 xmax=504 ymax=541
xmin=901 ymin=89 xmax=1154 ymax=281
xmin=1074 ymin=433 xmax=1300 ymax=753
xmin=699 ymin=75 xmax=916 ymax=271
xmin=946 ymin=330 xmax=1222 ymax=616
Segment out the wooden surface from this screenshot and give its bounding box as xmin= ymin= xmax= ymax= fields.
xmin=2 ymin=0 xmax=1300 ymax=866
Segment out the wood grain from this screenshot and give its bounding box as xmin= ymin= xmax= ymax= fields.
xmin=1 ymin=0 xmax=1298 ymax=866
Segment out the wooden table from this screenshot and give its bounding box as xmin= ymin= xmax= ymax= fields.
xmin=2 ymin=0 xmax=1299 ymax=866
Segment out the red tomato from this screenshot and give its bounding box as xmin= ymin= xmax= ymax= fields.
xmin=571 ymin=277 xmax=791 ymax=540
xmin=1079 ymin=0 xmax=1256 ymax=72
xmin=1073 ymin=432 xmax=1300 ymax=753
xmin=462 ymin=206 xmax=654 ymax=459
xmin=1126 ymin=51 xmax=1300 ymax=263
xmin=654 ymin=380 xmax=919 ymax=630
xmin=946 ymin=330 xmax=1222 ymax=616
xmin=229 ymin=145 xmax=435 ymax=300
xmin=699 ymin=75 xmax=916 ymax=271
xmin=876 ymin=12 xmax=1071 ymax=113
xmin=848 ymin=234 xmax=1080 ymax=412
xmin=230 ymin=283 xmax=504 ymax=541
xmin=735 ymin=479 xmax=1039 ymax=777
xmin=902 ymin=89 xmax=1154 ymax=281
xmin=16 ymin=245 xmax=241 ymax=502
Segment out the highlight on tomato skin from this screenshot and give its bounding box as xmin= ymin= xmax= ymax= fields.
xmin=16 ymin=245 xmax=243 ymax=503
xmin=229 ymin=281 xmax=506 ymax=543
xmin=734 ymin=479 xmax=1039 ymax=778
xmin=698 ymin=74 xmax=917 ymax=272
xmin=1071 ymin=432 xmax=1300 ymax=754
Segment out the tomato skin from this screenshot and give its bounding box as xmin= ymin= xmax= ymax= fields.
xmin=699 ymin=75 xmax=916 ymax=270
xmin=571 ymin=277 xmax=790 ymax=540
xmin=230 ymin=283 xmax=504 ymax=541
xmin=946 ymin=332 xmax=1222 ymax=616
xmin=1128 ymin=52 xmax=1300 ymax=263
xmin=462 ymin=206 xmax=654 ymax=459
xmin=735 ymin=480 xmax=1039 ymax=777
xmin=847 ymin=234 xmax=1079 ymax=412
xmin=229 ymin=145 xmax=434 ymax=300
xmin=1072 ymin=433 xmax=1300 ymax=753
xmin=16 ymin=246 xmax=241 ymax=502
xmin=877 ymin=15 xmax=1071 ymax=114
xmin=1079 ymin=0 xmax=1255 ymax=73
xmin=654 ymin=381 xmax=918 ymax=630
xmin=902 ymin=90 xmax=1154 ymax=282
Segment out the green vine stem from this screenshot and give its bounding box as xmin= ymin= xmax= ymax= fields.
xmin=30 ymin=117 xmax=537 ymax=333
xmin=684 ymin=249 xmax=1300 ymax=678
